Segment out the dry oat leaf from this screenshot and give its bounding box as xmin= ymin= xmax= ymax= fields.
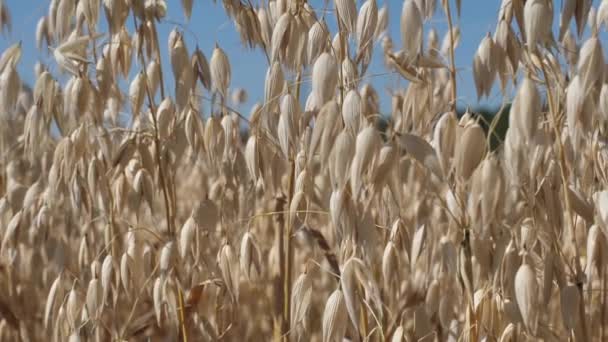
xmin=52 ymin=34 xmax=101 ymax=76
xmin=499 ymin=323 xmax=516 ymax=342
xmin=560 ymin=283 xmax=580 ymax=331
xmin=599 ymin=0 xmax=608 ymax=30
xmin=410 ymin=224 xmax=426 ymax=269
xmin=566 ymin=186 xmax=593 ymax=222
xmin=586 ymin=225 xmax=605 ymax=279
xmin=382 ymin=241 xmax=400 ymax=288
xmin=386 ymin=52 xmax=422 ymax=83
xmin=398 ymin=133 xmax=443 ymax=180
xmin=0 ymin=0 xmax=10 ymax=33
xmin=181 ymin=0 xmax=193 ymax=20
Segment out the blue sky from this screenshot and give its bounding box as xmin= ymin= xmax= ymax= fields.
xmin=0 ymin=1 xmax=603 ymax=116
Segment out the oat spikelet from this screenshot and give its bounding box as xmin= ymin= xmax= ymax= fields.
xmin=334 ymin=0 xmax=357 ymax=34
xmin=514 ymin=252 xmax=539 ymax=335
xmin=401 ymin=0 xmax=423 ymax=61
xmin=509 ymin=75 xmax=541 ymax=143
xmin=524 ymin=0 xmax=553 ymax=52
xmin=240 ymin=231 xmax=261 ymax=281
xmin=312 ymin=53 xmax=338 ymax=105
xmin=322 ymin=288 xmax=348 ymax=342
xmin=210 ymin=44 xmax=231 ymax=99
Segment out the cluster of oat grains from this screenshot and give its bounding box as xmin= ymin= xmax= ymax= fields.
xmin=0 ymin=0 xmax=607 ymax=341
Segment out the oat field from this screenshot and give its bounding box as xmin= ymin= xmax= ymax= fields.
xmin=0 ymin=0 xmax=606 ymax=341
